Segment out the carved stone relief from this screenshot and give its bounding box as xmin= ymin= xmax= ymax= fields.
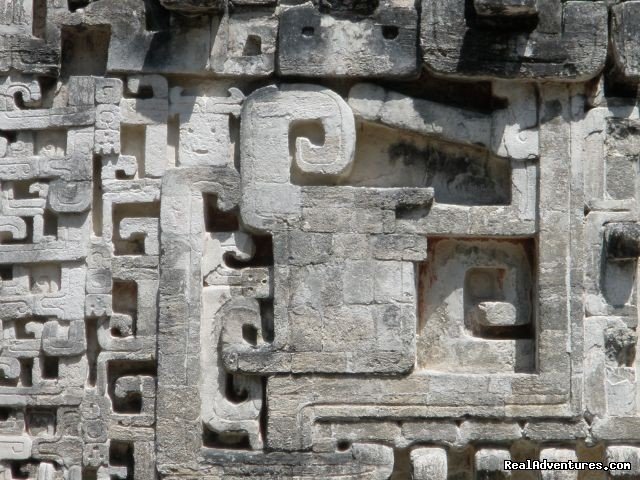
xmin=1 ymin=0 xmax=640 ymax=478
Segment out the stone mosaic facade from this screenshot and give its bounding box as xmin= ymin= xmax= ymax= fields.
xmin=1 ymin=0 xmax=640 ymax=478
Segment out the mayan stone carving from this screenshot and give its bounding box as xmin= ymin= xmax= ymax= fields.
xmin=2 ymin=0 xmax=640 ymax=478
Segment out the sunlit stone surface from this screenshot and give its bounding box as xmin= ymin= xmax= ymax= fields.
xmin=0 ymin=0 xmax=639 ymax=477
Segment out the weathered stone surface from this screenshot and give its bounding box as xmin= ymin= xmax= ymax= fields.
xmin=421 ymin=0 xmax=608 ymax=80
xmin=539 ymin=448 xmax=578 ymax=480
xmin=605 ymin=222 xmax=640 ymax=260
xmin=211 ymin=12 xmax=278 ymax=76
xmin=611 ymin=2 xmax=640 ymax=82
xmin=348 ymin=82 xmax=539 ymax=160
xmin=160 ymin=0 xmax=226 ymax=13
xmin=411 ymin=447 xmax=447 ymax=480
xmin=278 ymin=1 xmax=418 ymax=78
xmin=3 ymin=1 xmax=640 ymax=478
xmin=475 ymin=448 xmax=511 ymax=479
xmin=607 ymin=446 xmax=640 ymax=477
xmin=474 ymin=0 xmax=537 ymax=18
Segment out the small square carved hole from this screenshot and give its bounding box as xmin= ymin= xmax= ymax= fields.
xmin=382 ymin=25 xmax=399 ymax=40
xmin=0 ymin=266 xmax=12 ymax=281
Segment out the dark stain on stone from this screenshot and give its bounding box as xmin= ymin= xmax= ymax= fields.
xmin=388 ymin=141 xmax=511 ymax=205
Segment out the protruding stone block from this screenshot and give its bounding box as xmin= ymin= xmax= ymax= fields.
xmin=421 ymin=0 xmax=607 ymax=79
xmin=160 ymin=0 xmax=226 ymax=12
xmin=0 ymin=434 xmax=32 ymax=460
xmin=469 ymin=301 xmax=520 ymax=327
xmin=278 ymin=2 xmax=418 ymax=78
xmin=611 ymin=2 xmax=640 ymax=82
xmin=411 ymin=447 xmax=448 ymax=480
xmin=474 ymin=0 xmax=537 ymax=17
xmin=211 ymin=13 xmax=278 ymax=77
xmin=540 ymin=448 xmax=578 ymax=480
xmin=605 ymin=222 xmax=640 ymax=261
xmin=607 ymin=446 xmax=640 ymax=477
xmin=475 ymin=448 xmax=511 ymax=479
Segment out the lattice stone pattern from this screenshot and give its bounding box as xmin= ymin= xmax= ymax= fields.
xmin=1 ymin=0 xmax=640 ymax=478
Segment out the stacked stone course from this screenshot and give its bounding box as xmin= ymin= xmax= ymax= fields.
xmin=1 ymin=0 xmax=640 ymax=478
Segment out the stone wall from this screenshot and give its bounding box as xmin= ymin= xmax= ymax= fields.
xmin=0 ymin=0 xmax=640 ymax=478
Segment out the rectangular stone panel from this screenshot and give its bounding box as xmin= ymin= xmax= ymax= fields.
xmin=278 ymin=3 xmax=418 ymax=78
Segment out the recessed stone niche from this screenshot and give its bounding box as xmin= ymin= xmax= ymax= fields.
xmin=417 ymin=237 xmax=535 ymax=373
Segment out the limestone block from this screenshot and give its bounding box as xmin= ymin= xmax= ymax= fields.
xmin=421 ymin=0 xmax=607 ymax=79
xmin=127 ymin=75 xmax=168 ymax=99
xmin=102 ymin=155 xmax=137 ymax=180
xmin=48 ymin=179 xmax=91 ymax=213
xmin=523 ymin=420 xmax=588 ymax=442
xmin=41 ymin=319 xmax=86 ymax=356
xmin=0 ymin=0 xmax=34 ymax=33
xmin=605 ymin=222 xmax=640 ymax=261
xmin=459 ymin=420 xmax=521 ymax=443
xmin=85 ymin=294 xmax=111 ymax=317
xmin=0 ymin=78 xmax=41 ymax=111
xmin=119 ymin=218 xmax=159 ymax=256
xmin=0 ymin=2 xmax=58 ymax=76
xmin=160 ymin=0 xmax=225 ymax=12
xmin=475 ymin=448 xmax=511 ymax=479
xmin=0 ymin=434 xmax=32 ymax=460
xmin=539 ymin=448 xmax=578 ymax=480
xmin=95 ymin=78 xmax=123 ymax=105
xmin=95 ymin=104 xmax=120 ymax=155
xmin=241 ymin=84 xmax=355 ymax=231
xmin=348 ymin=82 xmax=539 ymax=160
xmin=607 ymin=446 xmax=640 ymax=477
xmin=593 ymin=417 xmax=640 ymax=441
xmin=0 ymin=357 xmax=20 ymax=381
xmin=611 ymin=2 xmax=640 ymax=82
xmin=474 ymin=0 xmax=537 ymax=17
xmin=171 ymin=87 xmax=242 ymax=168
xmin=67 ymin=77 xmax=95 ymax=107
xmin=469 ymin=301 xmax=520 ymax=327
xmin=0 ymin=216 xmax=27 ymax=242
xmin=211 ymin=12 xmax=278 ymax=77
xmin=411 ymin=447 xmax=448 ymax=480
xmin=206 ymin=296 xmax=263 ymax=449
xmin=278 ymin=1 xmax=418 ymax=78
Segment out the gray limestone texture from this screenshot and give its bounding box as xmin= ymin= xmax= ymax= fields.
xmin=0 ymin=0 xmax=640 ymax=478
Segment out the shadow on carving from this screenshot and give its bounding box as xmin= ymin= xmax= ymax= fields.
xmin=60 ymin=25 xmax=111 ymax=77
